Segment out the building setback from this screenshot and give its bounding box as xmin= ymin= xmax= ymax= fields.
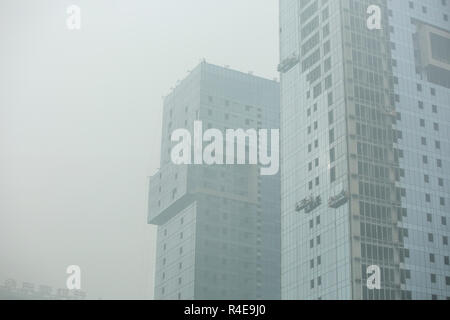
xmin=279 ymin=0 xmax=449 ymax=299
xmin=148 ymin=62 xmax=280 ymax=300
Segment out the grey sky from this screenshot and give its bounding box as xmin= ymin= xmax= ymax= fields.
xmin=0 ymin=0 xmax=278 ymax=299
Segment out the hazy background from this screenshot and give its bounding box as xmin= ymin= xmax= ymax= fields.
xmin=0 ymin=0 xmax=278 ymax=299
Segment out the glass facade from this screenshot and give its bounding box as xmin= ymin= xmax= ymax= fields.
xmin=280 ymin=0 xmax=449 ymax=300
xmin=148 ymin=62 xmax=281 ymax=299
xmin=388 ymin=0 xmax=450 ymax=300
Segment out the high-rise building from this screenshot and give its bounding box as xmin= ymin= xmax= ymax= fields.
xmin=279 ymin=0 xmax=449 ymax=299
xmin=148 ymin=62 xmax=280 ymax=300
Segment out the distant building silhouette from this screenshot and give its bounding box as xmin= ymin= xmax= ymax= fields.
xmin=0 ymin=279 xmax=86 ymax=300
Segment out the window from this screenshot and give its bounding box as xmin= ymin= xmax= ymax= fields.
xmin=431 ymin=274 xmax=436 ymax=283
xmin=434 ymin=123 xmax=439 ymax=131
xmin=328 ymin=92 xmax=333 ymax=106
xmin=323 ymin=24 xmax=330 ymax=37
xmin=325 ymin=75 xmax=332 ymax=89
xmin=421 ymin=137 xmax=427 ymax=145
xmin=313 ymin=83 xmax=322 ymax=98
xmin=418 ymin=101 xmax=424 ymax=109
xmin=330 ymin=148 xmax=335 ymax=162
xmin=328 ymin=110 xmax=334 ymax=124
xmin=324 ymin=41 xmax=331 ymax=55
xmin=430 ymin=254 xmax=435 ymax=263
xmin=324 ymin=58 xmax=331 ymax=72
xmin=330 ymin=167 xmax=336 ymax=182
xmin=329 ymin=129 xmax=335 ymax=143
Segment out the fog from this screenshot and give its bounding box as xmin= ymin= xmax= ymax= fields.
xmin=0 ymin=0 xmax=278 ymax=299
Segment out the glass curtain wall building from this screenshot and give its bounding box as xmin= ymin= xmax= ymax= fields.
xmin=148 ymin=62 xmax=280 ymax=300
xmin=279 ymin=0 xmax=449 ymax=300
